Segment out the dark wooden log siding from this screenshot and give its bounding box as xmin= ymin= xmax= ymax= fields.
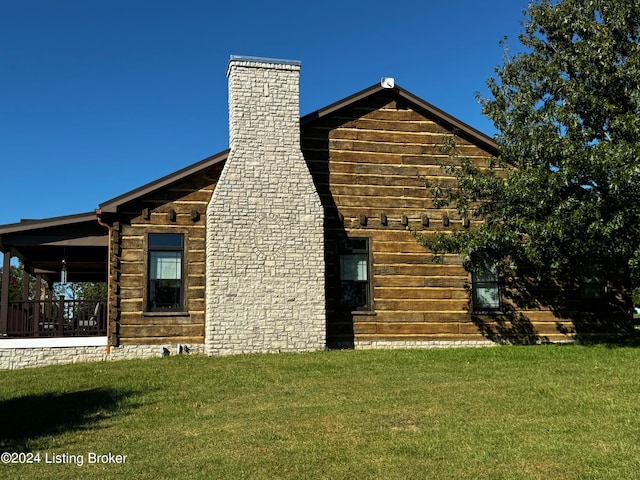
xmin=111 ymin=167 xmax=220 ymax=345
xmin=108 ymin=95 xmax=624 ymax=347
xmin=302 ymin=98 xmax=577 ymax=346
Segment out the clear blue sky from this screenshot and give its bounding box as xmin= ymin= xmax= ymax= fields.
xmin=1 ymin=0 xmax=529 ymax=225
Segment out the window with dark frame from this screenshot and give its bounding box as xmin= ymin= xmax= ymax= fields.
xmin=147 ymin=233 xmax=184 ymax=312
xmin=339 ymin=237 xmax=371 ymax=311
xmin=581 ymin=267 xmax=606 ymax=300
xmin=472 ymin=261 xmax=501 ymax=311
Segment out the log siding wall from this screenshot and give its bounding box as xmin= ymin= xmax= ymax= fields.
xmin=110 ymin=167 xmax=220 ymax=345
xmin=302 ymin=97 xmax=580 ymax=346
xmin=106 ymin=95 xmax=628 ymax=348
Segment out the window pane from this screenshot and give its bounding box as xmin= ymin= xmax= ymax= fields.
xmin=475 ymin=263 xmax=498 ymax=282
xmin=150 ymin=251 xmax=182 ymax=280
xmin=339 ymin=238 xmax=367 ymax=253
xmin=149 ymin=279 xmax=181 ymax=309
xmin=472 ymin=260 xmax=500 ymax=311
xmin=581 ymin=268 xmax=605 ymax=299
xmin=339 ymin=237 xmax=370 ymax=311
xmin=476 ymin=286 xmax=500 ymax=309
xmin=149 ymin=234 xmax=183 ymax=248
xmin=147 ymin=233 xmax=184 ymax=311
xmin=340 ymin=254 xmax=368 ymax=281
xmin=340 ymin=281 xmax=368 ymax=309
xmin=349 ymin=239 xmax=368 ymax=251
xmin=582 ymin=282 xmax=605 ymax=299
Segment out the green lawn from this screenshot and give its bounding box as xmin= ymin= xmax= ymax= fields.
xmin=1 ymin=345 xmax=639 ymax=479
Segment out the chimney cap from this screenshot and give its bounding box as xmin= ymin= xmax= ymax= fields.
xmin=228 ymin=55 xmax=302 ymax=67
xmin=227 ymin=56 xmax=302 ymax=77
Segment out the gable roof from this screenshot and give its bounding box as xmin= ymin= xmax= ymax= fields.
xmin=301 ymin=83 xmax=499 ymax=154
xmin=98 ymin=83 xmax=498 ymax=215
xmin=2 ymin=83 xmax=497 ymax=230
xmin=98 ymin=149 xmax=229 ymax=214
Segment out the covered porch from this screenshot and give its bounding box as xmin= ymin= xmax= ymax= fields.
xmin=0 ymin=212 xmax=109 ymax=338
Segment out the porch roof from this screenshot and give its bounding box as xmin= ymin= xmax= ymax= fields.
xmin=0 ymin=82 xmax=498 ymax=285
xmin=0 ymin=212 xmax=108 ymax=283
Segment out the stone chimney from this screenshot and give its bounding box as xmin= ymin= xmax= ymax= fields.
xmin=205 ymin=56 xmax=326 ymax=355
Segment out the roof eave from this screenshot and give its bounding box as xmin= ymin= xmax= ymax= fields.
xmin=0 ymin=212 xmax=99 ymax=236
xmin=301 ymin=84 xmax=386 ymax=125
xmin=98 ymin=149 xmax=229 ymax=213
xmin=4 ymin=83 xmax=498 ymax=228
xmin=301 ymin=83 xmax=498 ymax=156
xmin=396 ymin=87 xmax=498 ymax=155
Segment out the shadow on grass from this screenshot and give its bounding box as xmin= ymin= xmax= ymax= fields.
xmin=573 ymin=332 xmax=640 ymax=348
xmin=0 ymin=388 xmax=136 ymax=452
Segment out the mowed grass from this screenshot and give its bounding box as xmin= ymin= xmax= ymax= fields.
xmin=1 ymin=345 xmax=639 ymax=479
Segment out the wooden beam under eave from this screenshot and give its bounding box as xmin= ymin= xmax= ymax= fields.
xmin=0 ymin=251 xmax=10 ymax=335
xmin=39 ymin=236 xmax=109 ymax=247
xmin=22 ymin=269 xmax=30 ymax=301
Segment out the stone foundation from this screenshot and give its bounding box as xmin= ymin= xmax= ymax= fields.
xmin=108 ymin=343 xmax=205 ymax=361
xmin=0 ymin=338 xmax=204 ymax=371
xmin=354 ymin=340 xmax=497 ymax=350
xmin=0 ymin=338 xmax=500 ymax=370
xmin=0 ymin=345 xmax=107 ymax=370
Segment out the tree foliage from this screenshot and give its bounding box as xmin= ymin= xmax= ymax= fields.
xmin=54 ymin=282 xmax=108 ymax=319
xmin=0 ymin=264 xmax=34 ymax=302
xmin=54 ymin=282 xmax=108 ymax=302
xmin=420 ymin=0 xmax=640 ymax=292
xmin=1 ymin=262 xmax=107 ymax=303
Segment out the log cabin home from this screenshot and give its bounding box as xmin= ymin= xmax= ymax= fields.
xmin=0 ymin=56 xmax=632 ymax=369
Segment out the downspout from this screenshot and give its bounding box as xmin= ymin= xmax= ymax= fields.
xmin=95 ymin=210 xmax=112 ymax=354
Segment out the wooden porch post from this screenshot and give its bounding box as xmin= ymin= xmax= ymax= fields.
xmin=22 ymin=268 xmax=30 ymax=335
xmin=33 ymin=273 xmax=42 ymax=335
xmin=57 ymin=296 xmax=65 ymax=336
xmin=0 ymin=250 xmax=10 ymax=336
xmin=22 ymin=269 xmax=30 ymax=300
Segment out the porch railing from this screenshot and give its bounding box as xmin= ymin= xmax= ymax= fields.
xmin=6 ymin=299 xmax=107 ymax=337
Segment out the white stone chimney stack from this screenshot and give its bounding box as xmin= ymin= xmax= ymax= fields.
xmin=226 ymin=56 xmax=302 ymax=154
xmin=205 ymin=56 xmax=326 ymax=355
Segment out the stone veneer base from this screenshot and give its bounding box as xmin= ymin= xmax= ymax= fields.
xmin=353 ymin=340 xmax=497 ymax=349
xmin=0 ymin=338 xmax=503 ymax=370
xmin=0 ymin=339 xmax=204 ymax=371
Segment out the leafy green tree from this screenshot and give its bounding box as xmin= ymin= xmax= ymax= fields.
xmin=55 ymin=282 xmax=107 ymax=303
xmin=420 ymin=0 xmax=640 ymax=301
xmin=77 ymin=282 xmax=108 ymax=303
xmin=0 ymin=265 xmax=22 ymax=302
xmin=0 ymin=263 xmax=36 ymax=302
xmin=53 ymin=282 xmax=108 ymax=321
